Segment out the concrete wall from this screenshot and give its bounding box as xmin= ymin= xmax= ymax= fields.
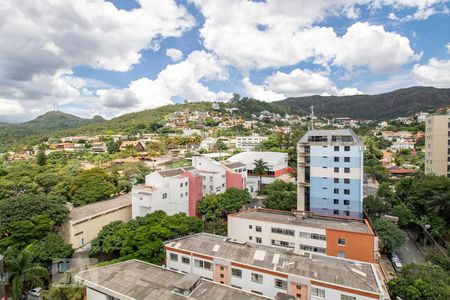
xmin=425 ymin=114 xmax=449 ymax=176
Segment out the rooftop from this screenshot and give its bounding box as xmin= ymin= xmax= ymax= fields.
xmin=75 ymin=259 xmax=268 ymax=300
xmin=165 ymin=233 xmax=382 ymax=295
xmin=230 ymin=209 xmax=372 ymax=234
xmin=226 ymin=151 xmax=287 ymax=167
xmin=298 ymin=129 xmax=362 ymax=145
xmin=69 ymin=193 xmax=131 ymax=224
xmin=223 ymin=161 xmax=247 ymax=169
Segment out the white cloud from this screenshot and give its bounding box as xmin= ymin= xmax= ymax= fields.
xmin=447 ymin=43 xmax=450 ymax=54
xmin=193 ymin=0 xmax=417 ymax=72
xmin=0 ymin=99 xmax=25 ymax=116
xmin=243 ymin=68 xmax=364 ymax=101
xmin=388 ymin=12 xmax=399 ymax=19
xmin=0 ymin=0 xmax=194 ymax=120
xmin=166 ymin=48 xmax=184 ymax=62
xmin=337 ymin=87 xmax=364 ymax=96
xmin=413 ymin=58 xmax=450 ymax=87
xmin=97 ymin=51 xmax=232 ymax=112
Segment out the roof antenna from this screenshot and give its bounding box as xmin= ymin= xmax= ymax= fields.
xmin=310 ymin=106 xmax=314 ymax=130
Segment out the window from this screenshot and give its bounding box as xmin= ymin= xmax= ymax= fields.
xmin=170 ymin=253 xmax=178 ymax=261
xmin=344 ymin=157 xmax=350 ymax=162
xmin=275 ymin=279 xmax=287 ymax=290
xmin=312 ymin=287 xmax=325 ymax=298
xmin=338 ymin=238 xmax=346 ymax=245
xmin=334 ymin=209 xmax=339 ymax=215
xmin=256 ymin=237 xmax=262 ymax=244
xmin=162 ymin=193 xmax=167 ymax=199
xmin=256 ymin=226 xmax=262 ymax=232
xmin=194 ymin=259 xmax=212 ymax=270
xmin=300 ymin=244 xmax=326 ymax=253
xmin=220 ymin=266 xmax=224 ymax=271
xmin=338 ymin=251 xmax=346 ymax=258
xmin=272 ymin=239 xmax=295 ymax=248
xmin=341 ymin=295 xmax=356 ymax=300
xmin=181 ymin=257 xmax=190 ymax=264
xmin=334 ymin=157 xmax=339 ymax=162
xmin=344 ymin=210 xmax=350 ymax=216
xmin=334 ymin=167 xmax=339 ymax=173
xmin=231 ymin=268 xmax=242 ymax=278
xmin=180 ymin=193 xmax=183 ymax=198
xmin=251 ymin=273 xmax=263 ymax=284
xmin=343 ymin=200 xmax=350 ymax=205
xmin=185 ymin=182 xmax=188 ymax=186
xmin=296 ymin=285 xmax=302 ymax=290
xmin=180 ymin=183 xmax=183 ymax=187
xmin=344 ymin=189 xmax=350 ymax=195
xmin=344 ymin=146 xmax=350 ymax=151
xmin=334 ymin=188 xmax=339 ymax=194
xmin=249 ymin=225 xmax=253 ymax=229
xmin=249 ymin=236 xmax=253 ymax=240
xmin=334 ymin=178 xmax=339 ymax=183
xmin=344 ymin=178 xmax=350 ymax=184
xmin=334 ymin=146 xmax=339 ymax=151
xmin=220 ymin=274 xmax=224 ymax=278
xmin=185 ymin=192 xmax=188 ymax=196
xmin=299 ymin=232 xmax=326 ymax=241
xmin=334 ymin=199 xmax=339 ymax=204
xmin=344 ymin=167 xmax=350 ymax=173
xmin=271 ymin=228 xmax=295 ymax=236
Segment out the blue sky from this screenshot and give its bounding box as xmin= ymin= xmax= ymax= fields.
xmin=0 ymin=0 xmax=449 ymax=122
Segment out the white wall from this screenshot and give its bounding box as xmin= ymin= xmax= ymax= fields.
xmin=86 ymin=288 xmax=108 ymax=300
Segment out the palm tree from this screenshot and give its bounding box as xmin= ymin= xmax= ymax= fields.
xmin=4 ymin=248 xmax=48 ymax=300
xmin=253 ymin=159 xmax=269 ymax=193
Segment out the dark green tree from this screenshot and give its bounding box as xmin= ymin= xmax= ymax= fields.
xmin=36 ymin=149 xmax=47 ymax=166
xmin=28 ymin=233 xmax=74 ymax=266
xmin=373 ymin=219 xmax=407 ymax=253
xmin=262 ymin=180 xmax=297 ymax=211
xmin=69 ymin=168 xmax=117 ymax=206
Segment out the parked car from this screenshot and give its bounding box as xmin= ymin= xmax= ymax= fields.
xmin=28 ymin=287 xmax=42 ymax=297
xmin=389 ymin=252 xmax=403 ymax=272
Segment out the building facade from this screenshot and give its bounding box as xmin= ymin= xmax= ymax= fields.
xmin=165 ymin=233 xmax=386 ymax=300
xmin=297 ymin=130 xmax=364 ymax=218
xmin=58 ymin=194 xmax=132 ymax=249
xmin=227 ymin=209 xmax=377 ymax=263
xmin=226 ymin=151 xmax=292 ymax=196
xmin=236 ymin=134 xmax=269 ymax=151
xmin=425 ymin=112 xmax=450 ymax=176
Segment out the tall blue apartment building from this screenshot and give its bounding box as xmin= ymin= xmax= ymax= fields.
xmin=297 ymin=129 xmax=364 ymax=218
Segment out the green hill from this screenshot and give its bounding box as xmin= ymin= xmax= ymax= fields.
xmin=0 ymin=100 xmax=288 ymax=149
xmin=0 ymin=111 xmax=104 ymax=149
xmin=276 ymin=86 xmax=450 ymax=119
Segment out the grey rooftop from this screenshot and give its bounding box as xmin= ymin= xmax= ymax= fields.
xmin=75 ymin=259 xmax=268 ymax=300
xmin=165 ymin=233 xmax=382 ymax=295
xmin=298 ymin=129 xmax=362 ymax=144
xmin=229 ymin=209 xmax=373 ymax=234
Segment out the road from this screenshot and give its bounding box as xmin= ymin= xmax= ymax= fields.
xmin=396 ymin=233 xmax=426 ymax=265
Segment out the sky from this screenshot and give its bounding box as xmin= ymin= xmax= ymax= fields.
xmin=0 ymin=0 xmax=449 ymax=122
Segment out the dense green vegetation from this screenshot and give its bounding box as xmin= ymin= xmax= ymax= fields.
xmin=90 ymin=211 xmax=202 ymax=263
xmin=277 ymin=86 xmax=450 ymax=119
xmin=388 ymin=264 xmax=450 ymax=300
xmin=197 ymin=188 xmax=252 ymax=221
xmin=262 ymin=180 xmax=297 ymax=211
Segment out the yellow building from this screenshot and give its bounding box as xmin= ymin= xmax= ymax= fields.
xmin=425 ymin=112 xmax=450 ymax=176
xmin=59 ymin=193 xmax=132 ymax=249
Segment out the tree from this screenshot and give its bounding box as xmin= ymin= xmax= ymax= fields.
xmin=36 ymin=149 xmax=47 ymax=166
xmin=42 ymin=284 xmax=84 ymax=300
xmin=363 ymin=195 xmax=391 ymax=220
xmin=69 ymin=168 xmax=117 ymax=206
xmin=214 ymin=140 xmax=228 ymax=151
xmin=373 ymin=219 xmax=407 ymax=253
xmin=197 ymin=188 xmax=252 ymax=221
xmin=262 ymin=180 xmax=297 ymax=211
xmin=0 ymin=194 xmax=68 ymax=230
xmin=388 ymin=264 xmax=450 ymax=300
xmin=28 ymin=233 xmax=74 ymax=266
xmin=4 ymin=248 xmax=49 ymax=300
xmin=253 ymin=158 xmax=269 ymax=193
xmin=90 ymin=211 xmax=202 ymax=264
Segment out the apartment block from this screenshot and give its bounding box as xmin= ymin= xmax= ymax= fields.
xmin=75 ymin=259 xmax=268 ymax=300
xmin=297 ymin=130 xmax=364 ymax=218
xmin=425 ymin=112 xmax=450 ymax=176
xmin=228 ymin=208 xmax=377 ymax=263
xmin=226 ymin=151 xmax=292 ymax=195
xmin=165 ymin=233 xmax=386 ymax=300
xmin=236 ymin=134 xmax=269 ymax=151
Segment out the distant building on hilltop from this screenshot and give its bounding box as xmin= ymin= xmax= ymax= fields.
xmin=236 ymin=134 xmax=268 ymax=151
xmin=297 ymin=129 xmax=364 ymax=218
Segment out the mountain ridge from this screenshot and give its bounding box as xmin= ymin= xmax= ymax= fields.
xmin=275 ymin=86 xmax=450 ymax=119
